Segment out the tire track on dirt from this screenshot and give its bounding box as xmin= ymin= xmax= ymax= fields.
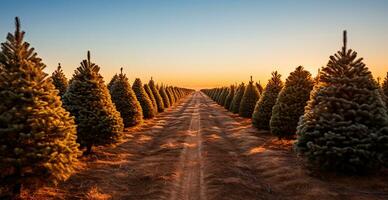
xmin=170 ymin=92 xmax=206 ymax=200
xmin=197 ymin=92 xmax=278 ymax=200
xmin=122 ymin=93 xmax=200 ymax=200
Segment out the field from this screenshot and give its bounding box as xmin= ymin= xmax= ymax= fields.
xmin=25 ymin=92 xmax=388 ymax=200
xmin=1 ymin=2 xmax=388 ymax=200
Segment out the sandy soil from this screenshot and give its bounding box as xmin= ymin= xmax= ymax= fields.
xmin=25 ymin=91 xmax=388 ymax=200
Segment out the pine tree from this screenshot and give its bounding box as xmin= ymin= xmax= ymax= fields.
xmin=107 ymin=74 xmax=118 ymax=91
xmin=63 ymin=51 xmax=124 ymax=155
xmin=166 ymin=86 xmax=176 ymax=105
xmin=382 ymin=73 xmax=388 ymax=106
xmin=224 ymin=85 xmax=235 ymax=109
xmin=159 ymin=85 xmax=171 ymax=108
xmin=252 ymin=71 xmax=283 ymax=130
xmin=144 ymin=83 xmax=158 ymax=113
xmin=109 ymin=68 xmax=143 ymax=127
xmin=269 ymin=67 xmax=312 ymax=138
xmin=296 ymin=31 xmax=388 ymax=173
xmin=239 ymin=77 xmax=260 ymax=118
xmin=219 ymin=87 xmax=230 ymax=106
xmin=230 ymin=83 xmax=245 ymax=113
xmin=256 ymin=81 xmax=263 ymax=94
xmin=0 ymin=17 xmax=80 ymax=198
xmin=51 ymin=63 xmax=68 ymax=97
xmin=132 ymin=78 xmax=155 ymax=119
xmin=172 ymin=87 xmax=179 ymax=102
xmin=149 ymin=78 xmax=164 ymax=112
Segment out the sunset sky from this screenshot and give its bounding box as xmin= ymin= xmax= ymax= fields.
xmin=0 ymin=0 xmax=387 ymax=89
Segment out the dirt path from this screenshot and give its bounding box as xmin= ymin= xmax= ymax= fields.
xmin=29 ymin=91 xmax=388 ymax=200
xmin=170 ymin=93 xmax=205 ymax=200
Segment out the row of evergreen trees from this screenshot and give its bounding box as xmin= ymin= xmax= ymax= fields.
xmin=202 ymin=31 xmax=388 ymax=174
xmin=0 ymin=18 xmax=193 ymax=198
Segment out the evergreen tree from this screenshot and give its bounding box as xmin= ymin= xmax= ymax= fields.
xmin=230 ymin=83 xmax=245 ymax=113
xmin=144 ymin=83 xmax=158 ymax=113
xmin=219 ymin=87 xmax=230 ymax=106
xmin=109 ymin=68 xmax=143 ymax=127
xmin=132 ymin=78 xmax=155 ymax=119
xmin=0 ymin=17 xmax=80 ymax=198
xmin=166 ymin=86 xmax=176 ymax=105
xmin=382 ymin=73 xmax=388 ymax=106
xmin=63 ymin=51 xmax=124 ymax=155
xmin=149 ymin=78 xmax=164 ymax=112
xmin=256 ymin=81 xmax=264 ymax=94
xmin=159 ymin=85 xmax=171 ymax=108
xmin=252 ymin=71 xmax=283 ymax=130
xmin=172 ymin=87 xmax=179 ymax=101
xmin=296 ymin=31 xmax=388 ymax=173
xmin=107 ymin=74 xmax=118 ymax=91
xmin=51 ymin=63 xmax=68 ymax=97
xmin=269 ymin=67 xmax=312 ymax=138
xmin=224 ymin=85 xmax=235 ymax=109
xmin=239 ymin=77 xmax=260 ymax=118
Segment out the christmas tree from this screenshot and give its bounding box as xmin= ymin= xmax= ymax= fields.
xmin=51 ymin=63 xmax=68 ymax=97
xmin=270 ymin=67 xmax=313 ymax=138
xmin=214 ymin=88 xmax=222 ymax=103
xmin=382 ymin=73 xmax=388 ymax=106
xmin=219 ymin=87 xmax=230 ymax=106
xmin=239 ymin=77 xmax=260 ymax=118
xmin=256 ymin=81 xmax=263 ymax=94
xmin=149 ymin=78 xmax=164 ymax=112
xmin=172 ymin=87 xmax=179 ymax=101
xmin=166 ymin=86 xmax=176 ymax=105
xmin=107 ymin=74 xmax=118 ymax=91
xmin=0 ymin=17 xmax=80 ymax=198
xmin=252 ymin=71 xmax=283 ymax=130
xmin=144 ymin=83 xmax=158 ymax=113
xmin=230 ymin=83 xmax=245 ymax=113
xmin=296 ymin=31 xmax=388 ymax=173
xmin=63 ymin=51 xmax=124 ymax=155
xmin=132 ymin=78 xmax=155 ymax=119
xmin=159 ymin=85 xmax=171 ymax=108
xmin=109 ymin=68 xmax=143 ymax=127
xmin=224 ymin=85 xmax=235 ymax=109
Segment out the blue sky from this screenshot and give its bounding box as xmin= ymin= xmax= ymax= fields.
xmin=0 ymin=0 xmax=387 ymax=88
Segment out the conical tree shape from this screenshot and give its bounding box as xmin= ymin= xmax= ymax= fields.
xmin=296 ymin=31 xmax=388 ymax=173
xmin=144 ymin=83 xmax=158 ymax=113
xmin=107 ymin=74 xmax=118 ymax=91
xmin=382 ymin=73 xmax=388 ymax=107
xmin=132 ymin=78 xmax=155 ymax=119
xmin=230 ymin=83 xmax=245 ymax=113
xmin=219 ymin=87 xmax=230 ymax=106
xmin=63 ymin=51 xmax=124 ymax=154
xmin=165 ymin=86 xmax=175 ymax=105
xmin=0 ymin=17 xmax=80 ymax=198
xmin=256 ymin=81 xmax=264 ymax=94
xmin=252 ymin=71 xmax=283 ymax=130
xmin=166 ymin=86 xmax=176 ymax=105
xmin=159 ymin=85 xmax=171 ymax=108
xmin=224 ymin=85 xmax=235 ymax=109
xmin=109 ymin=68 xmax=143 ymax=127
xmin=216 ymin=88 xmax=223 ymax=102
xmin=239 ymin=77 xmax=260 ymax=118
xmin=172 ymin=87 xmax=179 ymax=102
xmin=269 ymin=67 xmax=313 ymax=138
xmin=51 ymin=63 xmax=68 ymax=97
xmin=149 ymin=78 xmax=164 ymax=112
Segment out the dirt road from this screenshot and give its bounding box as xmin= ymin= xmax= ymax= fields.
xmin=31 ymin=92 xmax=388 ymax=200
